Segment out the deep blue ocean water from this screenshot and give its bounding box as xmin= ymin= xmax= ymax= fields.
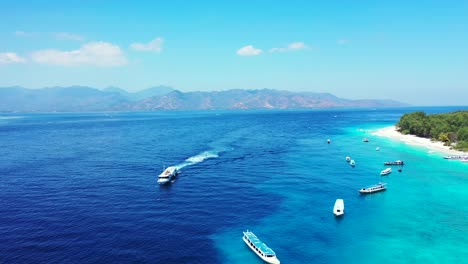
xmin=0 ymin=107 xmax=467 ymax=263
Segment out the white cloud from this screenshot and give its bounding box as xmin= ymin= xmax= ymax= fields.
xmin=237 ymin=45 xmax=263 ymax=56
xmin=31 ymin=42 xmax=127 ymax=67
xmin=55 ymin=32 xmax=85 ymax=41
xmin=130 ymin=38 xmax=163 ymax=52
xmin=14 ymin=31 xmax=37 ymax=37
xmin=0 ymin=52 xmax=26 ymax=64
xmin=337 ymin=39 xmax=349 ymax=45
xmin=270 ymin=42 xmax=308 ymax=53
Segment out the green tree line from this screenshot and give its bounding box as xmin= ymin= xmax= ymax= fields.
xmin=397 ymin=110 xmax=468 ymax=151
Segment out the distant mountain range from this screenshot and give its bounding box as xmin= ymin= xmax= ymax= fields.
xmin=0 ymin=86 xmax=408 ymax=112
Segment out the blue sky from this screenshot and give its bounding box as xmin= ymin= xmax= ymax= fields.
xmin=1 ymin=0 xmax=467 ymax=105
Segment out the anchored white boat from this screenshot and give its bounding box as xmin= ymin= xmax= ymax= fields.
xmin=333 ymin=199 xmax=344 ymax=216
xmin=360 ymin=182 xmax=386 ymax=194
xmin=380 ymin=168 xmax=392 ymax=176
xmin=350 ymin=159 xmax=356 ymax=167
xmin=443 ymin=155 xmax=468 ymax=160
xmin=346 ymin=156 xmax=351 ymax=162
xmin=242 ymin=231 xmax=280 ymax=264
xmin=384 ymin=160 xmax=404 ymax=165
xmin=158 ymin=166 xmax=178 ymax=184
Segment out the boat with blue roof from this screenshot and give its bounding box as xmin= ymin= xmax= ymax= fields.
xmin=242 ymin=230 xmax=280 ymax=264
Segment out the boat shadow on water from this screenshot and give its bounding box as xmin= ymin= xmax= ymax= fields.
xmin=158 ymin=180 xmax=176 ymax=191
xmin=334 ymin=215 xmax=345 ymax=223
xmin=358 ymin=191 xmax=386 ymax=200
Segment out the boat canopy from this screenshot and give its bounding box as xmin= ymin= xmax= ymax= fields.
xmin=159 ymin=166 xmax=177 ymax=177
xmin=243 ymin=231 xmax=276 ymax=256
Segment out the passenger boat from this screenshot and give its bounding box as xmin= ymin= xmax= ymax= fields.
xmin=243 ymin=231 xmax=280 ymax=264
xmin=350 ymin=159 xmax=356 ymax=167
xmin=443 ymin=155 xmax=468 ymax=160
xmin=359 ymin=183 xmax=386 ymax=194
xmin=380 ymin=168 xmax=391 ymax=176
xmin=333 ymin=199 xmax=344 ymax=216
xmin=384 ymin=160 xmax=404 ymax=165
xmin=157 ymin=166 xmax=178 ymax=184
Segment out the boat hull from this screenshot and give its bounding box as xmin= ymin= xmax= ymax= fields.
xmin=359 ymin=187 xmax=386 ymax=194
xmin=157 ymin=178 xmax=171 ymax=184
xmin=380 ymin=168 xmax=392 ymax=176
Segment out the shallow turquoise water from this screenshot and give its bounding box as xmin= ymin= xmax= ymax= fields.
xmin=213 ymin=111 xmax=467 ymax=264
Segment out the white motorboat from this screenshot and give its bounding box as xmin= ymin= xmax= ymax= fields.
xmin=243 ymin=231 xmax=280 ymax=264
xmin=346 ymin=156 xmax=351 ymax=162
xmin=359 ymin=182 xmax=387 ymax=194
xmin=350 ymin=159 xmax=356 ymax=167
xmin=333 ymin=199 xmax=344 ymax=216
xmin=158 ymin=166 xmax=178 ymax=184
xmin=380 ymin=168 xmax=392 ymax=176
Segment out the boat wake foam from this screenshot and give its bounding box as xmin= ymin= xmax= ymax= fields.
xmin=175 ymin=150 xmax=219 ymax=170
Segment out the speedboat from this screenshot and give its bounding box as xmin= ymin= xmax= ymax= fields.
xmin=384 ymin=160 xmax=404 ymax=165
xmin=158 ymin=166 xmax=178 ymax=184
xmin=333 ymin=199 xmax=344 ymax=216
xmin=350 ymin=160 xmax=356 ymax=167
xmin=380 ymin=168 xmax=392 ymax=176
xmin=359 ymin=183 xmax=386 ymax=194
xmin=243 ymin=231 xmax=280 ymax=264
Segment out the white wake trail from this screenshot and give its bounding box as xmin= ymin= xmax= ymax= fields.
xmin=174 ymin=150 xmax=219 ymax=170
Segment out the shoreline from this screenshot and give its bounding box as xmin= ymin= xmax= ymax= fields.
xmin=371 ymin=126 xmax=467 ymax=157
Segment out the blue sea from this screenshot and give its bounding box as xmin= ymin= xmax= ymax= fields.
xmin=0 ymin=107 xmax=467 ymax=263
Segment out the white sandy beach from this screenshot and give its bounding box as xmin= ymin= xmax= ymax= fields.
xmin=371 ymin=126 xmax=467 ymax=157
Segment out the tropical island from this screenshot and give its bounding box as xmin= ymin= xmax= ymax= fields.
xmin=372 ymin=110 xmax=468 ymax=157
xmin=396 ymin=111 xmax=468 ymax=151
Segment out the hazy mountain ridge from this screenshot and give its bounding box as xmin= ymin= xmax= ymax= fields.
xmin=103 ymin=85 xmax=175 ymax=101
xmin=127 ymin=89 xmax=407 ymax=110
xmin=0 ymin=86 xmax=408 ymax=112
